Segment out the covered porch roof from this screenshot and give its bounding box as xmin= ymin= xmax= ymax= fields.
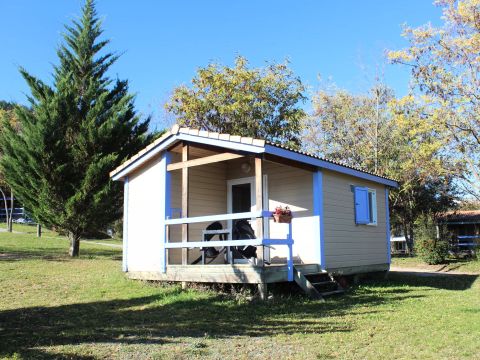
xmin=110 ymin=124 xmax=398 ymax=187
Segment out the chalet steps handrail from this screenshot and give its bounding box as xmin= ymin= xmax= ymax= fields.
xmin=165 ymin=210 xmax=272 ymax=225
xmin=165 ymin=238 xmax=293 ymax=249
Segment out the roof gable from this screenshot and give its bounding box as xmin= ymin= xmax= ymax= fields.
xmin=110 ymin=124 xmax=399 ymax=188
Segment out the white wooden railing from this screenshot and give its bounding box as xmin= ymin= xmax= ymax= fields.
xmin=164 ymin=210 xmax=267 ymax=226
xmin=163 ymin=211 xmax=294 ymax=281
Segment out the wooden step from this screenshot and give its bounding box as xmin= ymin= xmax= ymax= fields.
xmin=311 ymin=281 xmax=335 ymax=286
xmin=293 ymin=266 xmax=325 ymax=301
xmin=293 ymin=266 xmax=346 ymax=300
xmin=301 ymin=271 xmax=327 ymax=276
xmin=320 ymin=289 xmax=345 ymax=297
xmin=305 ymin=274 xmax=331 ymax=283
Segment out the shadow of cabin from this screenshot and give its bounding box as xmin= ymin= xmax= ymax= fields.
xmin=0 ymin=278 xmax=435 ymax=359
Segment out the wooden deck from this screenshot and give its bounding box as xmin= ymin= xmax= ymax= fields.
xmin=127 ymin=263 xmax=389 ymax=284
xmin=127 ymin=263 xmax=324 ymax=284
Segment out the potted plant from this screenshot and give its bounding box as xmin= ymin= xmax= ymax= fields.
xmin=272 ymin=205 xmax=293 ymax=223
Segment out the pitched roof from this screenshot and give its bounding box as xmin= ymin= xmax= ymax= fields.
xmin=110 ymin=124 xmax=398 ymax=187
xmin=438 ymin=210 xmax=480 ymax=224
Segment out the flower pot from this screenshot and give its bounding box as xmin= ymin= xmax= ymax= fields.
xmin=273 ymin=214 xmax=292 ymax=223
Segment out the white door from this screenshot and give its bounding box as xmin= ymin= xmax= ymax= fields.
xmin=227 ymin=176 xmax=270 ymax=262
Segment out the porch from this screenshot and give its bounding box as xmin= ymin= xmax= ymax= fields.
xmin=144 ymin=140 xmax=324 ymax=297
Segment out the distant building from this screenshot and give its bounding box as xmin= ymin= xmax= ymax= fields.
xmin=437 ymin=210 xmax=480 ymax=251
xmin=0 ymin=192 xmax=26 ymax=221
xmin=390 ymin=235 xmax=408 ymax=254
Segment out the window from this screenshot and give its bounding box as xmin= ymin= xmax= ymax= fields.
xmin=354 ymin=186 xmax=377 ymax=226
xmin=367 ymin=189 xmax=377 ymax=225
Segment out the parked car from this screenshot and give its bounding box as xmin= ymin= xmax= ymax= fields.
xmin=14 ymin=217 xmax=35 ymax=224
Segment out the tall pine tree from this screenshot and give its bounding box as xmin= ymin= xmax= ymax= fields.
xmin=0 ymin=0 xmax=150 ymax=256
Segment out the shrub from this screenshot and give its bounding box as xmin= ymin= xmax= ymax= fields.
xmin=415 ymin=238 xmax=449 ymax=265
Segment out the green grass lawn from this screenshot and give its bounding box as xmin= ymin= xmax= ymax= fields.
xmin=0 ymin=222 xmax=123 ymax=246
xmin=0 ymin=232 xmax=479 ymax=359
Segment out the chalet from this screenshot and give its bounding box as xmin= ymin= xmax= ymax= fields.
xmin=110 ymin=125 xmax=399 ymax=299
xmin=438 ymin=210 xmax=480 ymax=252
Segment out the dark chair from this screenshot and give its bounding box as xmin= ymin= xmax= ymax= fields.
xmin=191 ymin=221 xmax=227 ymax=265
xmin=232 ymin=219 xmax=257 ymax=260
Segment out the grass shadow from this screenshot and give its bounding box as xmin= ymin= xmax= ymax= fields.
xmin=0 ymin=281 xmax=424 ymax=359
xmin=386 ymin=271 xmax=478 ymax=290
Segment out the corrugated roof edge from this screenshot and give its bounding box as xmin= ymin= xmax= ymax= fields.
xmin=265 ymin=140 xmax=398 ymax=184
xmin=110 ymin=124 xmax=399 ymax=186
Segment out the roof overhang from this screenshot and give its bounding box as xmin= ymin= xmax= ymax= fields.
xmin=110 ymin=127 xmax=399 ymax=188
xmin=263 ymin=145 xmax=398 ymax=187
xmin=110 ymin=132 xmax=265 ymax=181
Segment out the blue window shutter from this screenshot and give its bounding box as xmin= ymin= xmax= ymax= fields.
xmin=354 ymin=187 xmax=370 ymax=224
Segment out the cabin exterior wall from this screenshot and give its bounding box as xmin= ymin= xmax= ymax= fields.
xmin=322 ymin=170 xmax=388 ymax=270
xmin=125 ymin=156 xmax=165 ymax=272
xmin=122 ymin=147 xmax=389 ymax=273
xmin=263 ymin=161 xmax=316 ymax=264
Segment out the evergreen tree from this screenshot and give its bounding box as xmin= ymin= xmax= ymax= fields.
xmin=0 ymin=0 xmax=150 ymax=256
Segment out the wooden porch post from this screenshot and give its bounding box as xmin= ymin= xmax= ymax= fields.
xmin=255 ymin=156 xmax=267 ymax=299
xmin=182 ymin=143 xmax=189 ymax=289
xmin=255 ymin=156 xmax=264 ymax=264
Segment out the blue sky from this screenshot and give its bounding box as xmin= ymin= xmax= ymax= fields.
xmin=0 ymin=1 xmax=443 ymax=129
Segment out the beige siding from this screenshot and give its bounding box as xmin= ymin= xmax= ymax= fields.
xmin=263 ymin=161 xmax=317 ymax=264
xmin=323 ymin=170 xmax=387 ymax=269
xmin=168 ymin=153 xmax=182 ymax=264
xmin=168 ymin=156 xmax=227 ymax=264
xmin=126 ymin=156 xmax=165 ymax=272
xmin=226 ymin=159 xmax=317 ymax=264
xmin=226 ymin=157 xmax=255 ymax=179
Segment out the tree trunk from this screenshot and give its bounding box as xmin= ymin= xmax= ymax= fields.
xmin=7 ymin=189 xmax=13 ymax=232
xmin=68 ymin=232 xmax=81 ymax=257
xmin=406 ymin=222 xmax=415 ymax=255
xmin=404 ymin=222 xmax=414 ymax=255
xmin=0 ymin=188 xmax=9 ymax=229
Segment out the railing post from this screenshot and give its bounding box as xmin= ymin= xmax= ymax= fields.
xmin=181 ymin=143 xmax=189 ymax=289
xmin=182 ymin=142 xmax=189 ymax=267
xmin=255 ymin=156 xmax=264 ymax=267
xmin=163 ymin=217 xmax=169 ymax=273
xmin=160 ymin=151 xmax=171 ymax=273
xmin=287 ymin=222 xmax=293 ymax=281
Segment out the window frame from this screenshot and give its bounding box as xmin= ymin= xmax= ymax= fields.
xmin=353 ymin=185 xmax=378 ymax=226
xmin=367 ymin=188 xmax=377 ymax=226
